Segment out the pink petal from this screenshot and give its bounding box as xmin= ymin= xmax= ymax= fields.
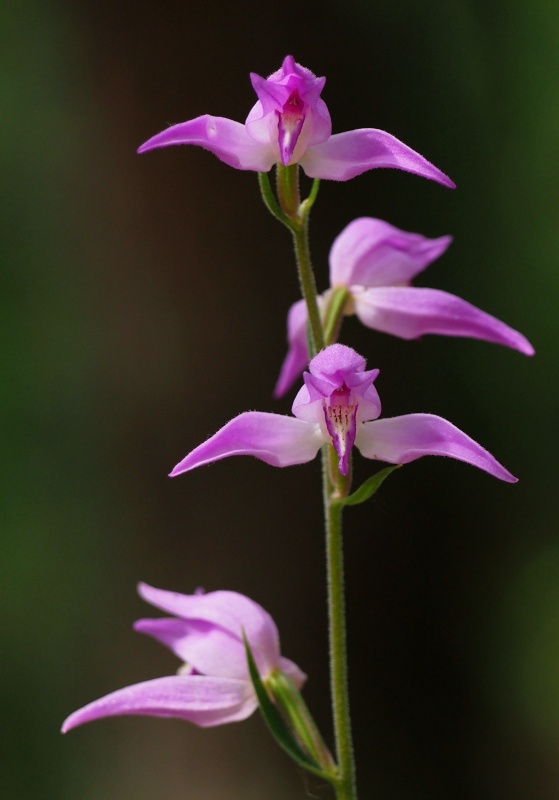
xmin=61 ymin=675 xmax=256 ymax=732
xmin=329 ymin=217 xmax=452 ymax=287
xmin=137 ymin=585 xmax=281 ymax=676
xmin=353 ymin=287 xmax=535 ymax=355
xmin=292 ymin=344 xmax=381 ymax=425
xmin=300 ymin=129 xmax=456 ymax=187
xmin=134 ymin=617 xmax=249 ymax=680
xmin=169 ymin=411 xmax=324 ymax=475
xmin=323 ymin=394 xmax=358 ymax=476
xmin=308 ymin=343 xmax=366 ymax=384
xmin=356 ymin=414 xmax=517 ymax=482
xmin=138 ymin=115 xmax=276 ymax=172
xmin=247 ymin=56 xmax=331 ymax=157
xmin=274 ymin=299 xmax=310 ymax=398
xmin=278 ymin=656 xmax=307 ymax=690
xmin=277 ymin=97 xmax=306 ymax=165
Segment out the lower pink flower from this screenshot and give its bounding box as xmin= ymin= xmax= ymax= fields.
xmin=171 ymin=344 xmax=516 ymax=482
xmin=62 ymin=584 xmax=305 ymax=731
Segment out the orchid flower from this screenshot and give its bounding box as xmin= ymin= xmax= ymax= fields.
xmin=138 ymin=56 xmax=455 ymax=187
xmin=62 ymin=583 xmax=305 ymax=731
xmin=275 ymin=218 xmax=535 ymax=396
xmin=170 ymin=344 xmax=516 ymax=483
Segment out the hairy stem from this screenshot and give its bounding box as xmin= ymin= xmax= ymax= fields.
xmin=291 ymin=222 xmax=324 ymax=356
xmin=258 ymin=166 xmax=356 ymax=798
xmin=323 ymin=448 xmax=356 ymax=800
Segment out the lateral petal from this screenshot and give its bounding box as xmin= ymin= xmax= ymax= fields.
xmin=274 ymin=299 xmax=311 ymax=398
xmin=138 ymin=115 xmax=276 ymax=172
xmin=329 ymin=217 xmax=452 ymax=287
xmin=61 ymin=675 xmax=256 ymax=732
xmin=134 ymin=617 xmax=249 ymax=680
xmin=300 ymin=128 xmax=456 ymax=187
xmin=169 ymin=411 xmax=324 ymax=474
xmin=353 ymin=286 xmax=535 ymax=355
xmin=356 ymin=414 xmax=517 ymax=482
xmin=136 ymin=586 xmax=284 ymax=677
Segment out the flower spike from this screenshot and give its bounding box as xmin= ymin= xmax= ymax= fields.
xmin=171 ymin=344 xmax=516 ymax=483
xmin=139 ymin=56 xmax=454 ymax=188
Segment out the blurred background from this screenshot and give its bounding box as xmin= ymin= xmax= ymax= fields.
xmin=2 ymin=0 xmax=558 ymax=798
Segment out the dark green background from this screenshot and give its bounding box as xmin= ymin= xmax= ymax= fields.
xmin=2 ymin=1 xmax=557 ymax=798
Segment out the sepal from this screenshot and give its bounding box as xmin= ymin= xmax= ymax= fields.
xmin=244 ymin=635 xmax=337 ymax=782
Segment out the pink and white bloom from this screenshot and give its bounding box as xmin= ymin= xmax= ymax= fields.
xmin=62 ymin=583 xmax=305 ymax=731
xmin=275 ymin=218 xmax=534 ymax=396
xmin=171 ymin=344 xmax=516 ymax=482
xmin=138 ymin=56 xmax=455 ymax=187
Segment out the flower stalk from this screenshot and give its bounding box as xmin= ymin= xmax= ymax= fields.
xmin=266 ymin=669 xmax=336 ymax=775
xmin=323 ymin=453 xmax=356 ymax=800
xmin=291 ymin=220 xmax=324 ymax=358
xmin=276 ymin=163 xmax=301 ymax=219
xmin=275 ymin=164 xmax=324 ymax=358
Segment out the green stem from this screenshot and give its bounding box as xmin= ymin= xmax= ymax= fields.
xmin=276 ymin=163 xmax=301 ymax=220
xmin=291 ymin=222 xmax=324 ymax=357
xmin=257 ymin=172 xmax=297 ymax=231
xmin=323 ymin=447 xmax=356 ymax=800
xmin=257 ymin=166 xmax=356 ymax=798
xmin=274 ymin=165 xmax=324 ymax=356
xmin=284 ymin=171 xmax=355 ymax=795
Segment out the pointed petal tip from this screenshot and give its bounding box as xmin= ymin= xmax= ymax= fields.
xmin=272 ymin=369 xmax=296 ymax=399
xmin=520 ymin=339 xmax=535 ymax=357
xmin=169 ymin=461 xmax=191 ymax=477
xmin=60 ymin=710 xmax=85 ymax=734
xmin=489 ymin=460 xmax=518 ymax=484
xmin=426 ymin=169 xmax=456 ymax=190
xmin=137 ymin=581 xmax=152 ymax=600
xmin=358 ymin=414 xmax=519 ymax=484
xmin=132 ymin=617 xmax=157 ymax=636
xmin=167 ymin=412 xmax=323 ymax=472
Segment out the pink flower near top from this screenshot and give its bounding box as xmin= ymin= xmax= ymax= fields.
xmin=62 ymin=583 xmax=305 ymax=731
xmin=138 ymin=56 xmax=455 ymax=187
xmin=170 ymin=344 xmax=516 ymax=482
xmin=275 ymin=218 xmax=534 ymax=396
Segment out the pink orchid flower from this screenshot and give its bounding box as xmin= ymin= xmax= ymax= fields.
xmin=62 ymin=583 xmax=305 ymax=731
xmin=170 ymin=344 xmax=516 ymax=482
xmin=138 ymin=56 xmax=454 ymax=187
xmin=275 ymin=218 xmax=534 ymax=396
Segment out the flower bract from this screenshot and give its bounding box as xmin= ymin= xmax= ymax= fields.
xmin=138 ymin=56 xmax=455 ymax=187
xmin=275 ymin=218 xmax=534 ymax=396
xmin=62 ymin=584 xmax=305 ymax=731
xmin=170 ymin=343 xmax=516 ymax=482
